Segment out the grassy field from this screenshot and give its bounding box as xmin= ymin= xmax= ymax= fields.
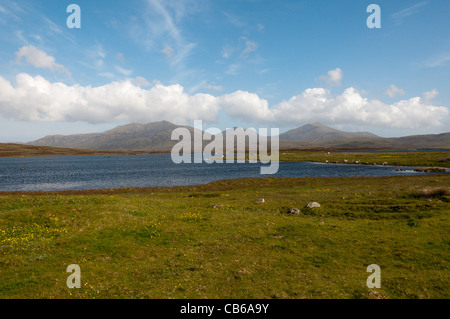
xmin=224 ymin=150 xmax=450 ymax=169
xmin=0 ymin=143 xmax=156 ymax=158
xmin=278 ymin=150 xmax=450 ymax=168
xmin=0 ymin=175 xmax=449 ymax=299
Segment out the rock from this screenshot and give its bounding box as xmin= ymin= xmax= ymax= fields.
xmin=344 ymin=159 xmax=348 ymax=163
xmin=325 ymin=160 xmax=329 ymax=163
xmin=289 ymin=208 xmax=300 ymax=214
xmin=382 ymin=162 xmax=388 ymax=165
xmin=257 ymin=198 xmax=265 ymax=203
xmin=306 ymin=202 xmax=321 ymax=208
xmin=355 ymin=160 xmax=359 ymax=164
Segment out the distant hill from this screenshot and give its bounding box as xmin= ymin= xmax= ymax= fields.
xmin=279 ymin=132 xmax=450 ymax=149
xmin=27 ymin=121 xmax=450 ymax=151
xmin=279 ymin=123 xmax=379 ymax=141
xmin=28 ymin=121 xmax=210 ymax=151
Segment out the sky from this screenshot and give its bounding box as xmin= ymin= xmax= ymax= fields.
xmin=0 ymin=0 xmax=449 ymax=142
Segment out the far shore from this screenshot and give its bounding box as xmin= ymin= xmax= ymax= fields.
xmin=0 ymin=143 xmax=449 ymax=170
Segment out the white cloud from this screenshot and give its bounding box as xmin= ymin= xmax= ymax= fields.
xmin=15 ymin=45 xmax=70 ymax=76
xmin=225 ymin=63 xmax=239 ymax=75
xmin=319 ymin=68 xmax=342 ymax=87
xmin=240 ymin=37 xmax=258 ymax=58
xmin=422 ymin=89 xmax=439 ymax=103
xmin=0 ymin=73 xmax=219 ymax=124
xmin=15 ymin=30 xmax=27 ymax=44
xmin=218 ymin=87 xmax=448 ymax=129
xmin=85 ymin=43 xmax=106 ymax=69
xmin=219 ymin=90 xmax=273 ymax=122
xmin=221 ymin=45 xmax=234 ymax=59
xmin=99 ymin=72 xmax=115 ymax=79
xmin=115 ymin=66 xmax=133 ymax=76
xmin=0 ymin=73 xmax=447 ymax=130
xmin=133 ymin=76 xmax=151 ymax=87
xmin=385 ymin=84 xmax=405 ymax=98
xmin=204 ymin=83 xmax=223 ymax=91
xmin=161 ymin=45 xmax=174 ymax=57
xmin=424 ymin=52 xmax=450 ymax=68
xmin=223 ymin=11 xmax=246 ymax=28
xmin=42 ymin=16 xmax=63 ymax=34
xmin=131 ymin=0 xmax=197 ymax=69
xmin=392 ymin=1 xmax=428 ymax=24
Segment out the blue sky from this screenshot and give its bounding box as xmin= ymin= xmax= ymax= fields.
xmin=0 ymin=0 xmax=449 ymax=142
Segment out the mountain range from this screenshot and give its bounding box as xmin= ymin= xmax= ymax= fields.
xmin=27 ymin=121 xmax=450 ymax=151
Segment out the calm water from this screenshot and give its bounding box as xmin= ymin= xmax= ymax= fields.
xmin=0 ymin=154 xmax=446 ymax=192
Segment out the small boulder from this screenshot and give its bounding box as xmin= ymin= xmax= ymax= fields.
xmin=257 ymin=198 xmax=265 ymax=203
xmin=306 ymin=202 xmax=321 ymax=208
xmin=289 ymin=208 xmax=300 ymax=215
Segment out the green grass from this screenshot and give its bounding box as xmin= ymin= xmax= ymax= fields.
xmin=278 ymin=150 xmax=450 ymax=168
xmin=0 ymin=175 xmax=449 ymax=299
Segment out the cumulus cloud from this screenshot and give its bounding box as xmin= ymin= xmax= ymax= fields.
xmin=385 ymin=84 xmax=405 ymax=98
xmin=0 ymin=73 xmax=447 ymax=130
xmin=269 ymin=87 xmax=447 ymax=129
xmin=133 ymin=76 xmax=151 ymax=87
xmin=0 ymin=73 xmax=219 ymax=124
xmin=219 ymin=90 xmax=273 ymax=122
xmin=319 ymin=68 xmax=342 ymax=87
xmin=422 ymin=89 xmax=439 ymax=104
xmin=15 ymin=45 xmax=70 ymax=76
xmin=217 ymin=87 xmax=448 ymax=129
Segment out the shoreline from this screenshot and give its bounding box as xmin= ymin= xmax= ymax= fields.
xmin=1 ymin=142 xmax=448 ymax=159
xmin=0 ymin=174 xmax=448 ymax=196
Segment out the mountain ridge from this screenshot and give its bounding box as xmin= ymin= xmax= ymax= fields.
xmin=279 ymin=122 xmax=379 ymax=141
xmin=27 ymin=121 xmax=450 ymax=151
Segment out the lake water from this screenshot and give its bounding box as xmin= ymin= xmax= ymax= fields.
xmin=0 ymin=154 xmax=447 ymax=192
